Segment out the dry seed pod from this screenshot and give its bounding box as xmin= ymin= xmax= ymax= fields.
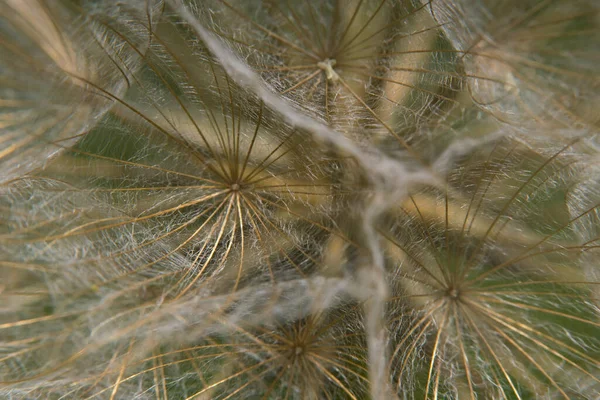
xmin=383 ymin=136 xmax=600 ymax=399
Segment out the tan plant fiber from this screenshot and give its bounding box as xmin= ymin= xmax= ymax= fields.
xmin=1 ymin=1 xmax=599 ymax=399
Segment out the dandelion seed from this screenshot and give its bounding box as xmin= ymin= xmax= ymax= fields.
xmin=0 ymin=0 xmax=148 ymax=182
xmin=1 ymin=5 xmax=357 ymax=395
xmin=201 ymin=0 xmax=479 ymax=161
xmin=385 ymin=137 xmax=600 ymax=399
xmin=165 ymin=305 xmax=369 ymax=399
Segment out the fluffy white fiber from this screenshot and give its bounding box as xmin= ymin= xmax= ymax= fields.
xmin=1 ymin=1 xmax=599 ymax=399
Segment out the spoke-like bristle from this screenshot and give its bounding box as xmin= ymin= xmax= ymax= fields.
xmin=1 ymin=1 xmax=599 ymax=399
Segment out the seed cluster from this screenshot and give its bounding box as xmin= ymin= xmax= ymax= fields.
xmin=1 ymin=1 xmax=599 ymax=399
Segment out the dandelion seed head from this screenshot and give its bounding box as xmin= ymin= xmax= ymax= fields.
xmin=2 ymin=1 xmax=599 ymax=399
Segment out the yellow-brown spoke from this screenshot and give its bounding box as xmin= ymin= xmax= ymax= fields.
xmin=308 ymin=356 xmax=358 ymax=400
xmin=336 ymin=76 xmax=415 ymax=154
xmin=453 ymin=303 xmax=475 ymax=400
xmin=461 ymin=304 xmax=522 ymax=399
xmin=54 ymin=203 xmax=230 ymax=304
xmin=308 ymin=352 xmax=369 ymax=383
xmin=466 ymin=244 xmax=599 ymax=289
xmin=62 ymin=71 xmax=220 ymax=177
xmin=242 ymin=133 xmax=300 ymax=184
xmin=338 ymin=1 xmax=433 ymax=56
xmin=254 ymin=64 xmax=319 ymax=72
xmin=82 ymin=350 xmax=268 ymax=400
xmin=230 ymin=194 xmax=246 ymax=291
xmin=216 ymin=0 xmax=320 ymax=61
xmin=349 ymin=70 xmax=461 ymax=106
xmin=182 ymin=357 xmax=279 ymax=399
xmin=271 ymin=1 xmax=323 ymax=57
xmin=253 ymin=193 xmax=350 ymax=244
xmin=470 ymin=300 xmax=600 ymax=378
xmin=342 ymin=23 xmax=448 ymax=60
xmin=261 ymin=363 xmax=293 ymax=400
xmin=459 ymin=141 xmax=578 ymax=282
xmin=239 ymin=193 xmax=315 ymax=278
xmin=407 ymin=195 xmax=455 ymax=286
xmin=72 ymin=16 xmax=232 ymax=179
xmin=302 ymin=0 xmax=328 ymax=56
xmin=233 ymin=194 xmax=277 ymax=282
xmin=0 ymin=310 xmax=82 ymax=331
xmin=6 ymin=190 xmax=227 ymax=245
xmin=52 ymin=148 xmax=222 ymax=185
xmin=344 ymin=64 xmax=514 ymax=89
xmin=334 ymin=0 xmax=387 ymax=55
xmin=476 ymin=295 xmax=600 ymax=329
xmin=203 ymin=24 xmax=300 ymax=58
xmin=423 ymin=306 xmax=450 ymax=400
xmin=280 ymin=69 xmax=321 ymax=95
xmin=466 ymin=299 xmax=592 ymax=399
xmin=216 ymin=359 xmax=283 ymax=400
xmin=381 ymin=229 xmax=446 ymax=290
xmin=388 ymin=299 xmax=444 ymax=378
xmin=474 ymin=280 xmax=600 ymax=291
xmin=173 ymin=195 xmax=236 ymax=298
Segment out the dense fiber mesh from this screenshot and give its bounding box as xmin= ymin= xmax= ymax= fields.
xmin=1 ymin=1 xmax=599 ymax=399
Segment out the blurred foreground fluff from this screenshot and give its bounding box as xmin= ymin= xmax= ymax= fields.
xmin=1 ymin=1 xmax=599 ymax=399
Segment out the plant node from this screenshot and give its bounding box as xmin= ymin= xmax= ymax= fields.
xmin=447 ymin=287 xmax=460 ymax=300
xmin=317 ymin=58 xmax=339 ymax=82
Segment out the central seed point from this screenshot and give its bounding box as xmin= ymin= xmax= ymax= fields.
xmin=317 ymin=58 xmax=339 ymax=82
xmin=231 ymin=183 xmax=240 ymax=191
xmin=448 ymin=288 xmax=459 ymax=300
